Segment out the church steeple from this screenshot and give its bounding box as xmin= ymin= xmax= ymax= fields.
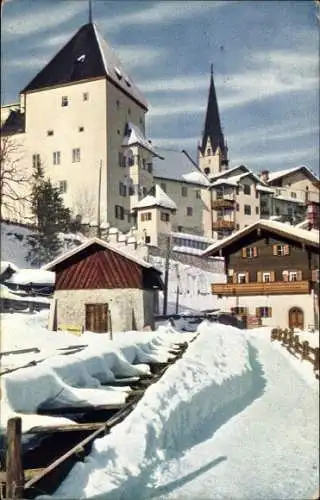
xmin=200 ymin=65 xmax=226 ymax=156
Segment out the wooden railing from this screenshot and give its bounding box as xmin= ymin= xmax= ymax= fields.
xmin=212 ymin=220 xmax=235 ymax=231
xmin=271 ymin=328 xmax=319 ymax=378
xmin=211 ymin=280 xmax=311 ymax=296
xmin=211 ymin=199 xmax=235 ymax=210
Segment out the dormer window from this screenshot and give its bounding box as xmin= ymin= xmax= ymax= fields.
xmin=76 ymin=54 xmax=86 ymax=63
xmin=114 ymin=67 xmax=123 ymax=80
xmin=61 ymin=96 xmax=68 ymax=107
xmin=125 ymin=77 xmax=131 ymax=87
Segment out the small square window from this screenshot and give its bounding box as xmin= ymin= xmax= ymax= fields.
xmin=72 ymin=148 xmax=81 ymax=163
xmin=236 ymin=203 xmax=240 ymax=211
xmin=195 ymin=190 xmax=201 ymax=199
xmin=58 ymin=180 xmax=67 ymax=193
xmin=256 ymin=206 xmax=259 ymax=214
xmin=83 ymin=92 xmax=89 ymax=101
xmin=291 ymin=192 xmax=297 ymax=199
xmin=244 ymin=204 xmax=251 ymax=215
xmin=61 ymin=96 xmax=68 ymax=107
xmin=181 ymin=186 xmax=188 ymax=197
xmin=53 ymin=151 xmax=61 ymax=165
xmin=47 ymin=130 xmax=54 ymax=136
xmin=160 ymin=212 xmax=170 ymax=222
xmin=243 ymin=184 xmax=251 ymax=195
xmin=32 ymin=154 xmax=41 ymax=168
xmin=78 ymin=126 xmax=84 ymax=132
xmin=116 ymin=100 xmax=120 ymax=109
xmin=186 ymin=207 xmax=193 ymax=216
xmin=145 ymin=235 xmax=151 ymax=244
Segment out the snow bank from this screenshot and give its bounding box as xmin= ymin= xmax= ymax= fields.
xmin=50 ymin=322 xmax=254 ymax=499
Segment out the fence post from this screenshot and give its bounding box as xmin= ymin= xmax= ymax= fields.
xmin=302 ymin=341 xmax=309 ymax=360
xmin=6 ymin=417 xmax=24 ymax=499
xmin=314 ymin=347 xmax=320 ymax=372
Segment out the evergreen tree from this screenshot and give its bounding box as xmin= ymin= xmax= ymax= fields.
xmin=26 ymin=162 xmax=72 ymax=266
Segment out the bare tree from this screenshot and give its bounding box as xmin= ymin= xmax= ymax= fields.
xmin=0 ymin=135 xmax=31 ymax=220
xmin=72 ymin=186 xmax=97 ymax=222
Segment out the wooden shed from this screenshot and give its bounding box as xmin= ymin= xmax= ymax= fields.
xmin=43 ymin=238 xmax=164 ymax=333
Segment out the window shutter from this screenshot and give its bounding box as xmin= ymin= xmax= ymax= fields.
xmin=297 ymin=270 xmax=303 ymax=281
xmin=284 ymin=245 xmax=290 ymax=256
xmin=256 ymin=307 xmax=261 ymax=317
xmin=245 ymin=272 xmax=249 ymax=283
xmin=257 ymin=272 xmax=262 ymax=282
xmin=272 ymin=245 xmax=277 ymax=256
xmin=268 ymin=307 xmax=272 ymax=318
xmin=233 ymin=273 xmax=237 ymax=284
xmin=242 ymin=248 xmax=247 ymax=258
xmin=283 ymin=271 xmax=289 ymax=282
xmin=253 ymin=247 xmax=258 ymax=257
xmin=270 ymin=271 xmax=275 ymax=282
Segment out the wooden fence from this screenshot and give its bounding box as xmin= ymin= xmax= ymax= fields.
xmin=271 ymin=328 xmax=319 ymax=378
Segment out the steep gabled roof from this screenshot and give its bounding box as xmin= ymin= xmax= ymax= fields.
xmin=202 ymin=219 xmax=319 ymax=257
xmin=267 ymin=165 xmax=319 ymax=184
xmin=43 ymin=237 xmax=160 ymax=272
xmin=132 ymin=184 xmax=177 ymax=211
xmin=209 ymin=164 xmax=250 ymax=182
xmin=21 ymin=23 xmax=148 ymax=111
xmin=200 ymin=67 xmax=225 ymax=155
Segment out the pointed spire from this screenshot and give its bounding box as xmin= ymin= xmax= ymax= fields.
xmin=200 ymin=64 xmax=225 ymax=156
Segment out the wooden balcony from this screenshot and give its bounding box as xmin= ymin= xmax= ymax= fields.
xmin=211 ymin=280 xmax=311 ymax=296
xmin=212 ymin=198 xmax=235 ymax=210
xmin=212 ymin=220 xmax=235 ymax=231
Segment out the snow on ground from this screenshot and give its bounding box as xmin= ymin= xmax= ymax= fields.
xmin=0 ymin=310 xmax=194 ymax=434
xmin=40 ymin=321 xmax=318 ymax=500
xmin=47 ymin=321 xmax=254 ymax=500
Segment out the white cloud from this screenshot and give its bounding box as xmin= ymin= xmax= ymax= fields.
xmin=102 ymin=1 xmax=229 ymax=31
xmin=152 ymin=137 xmax=200 ymax=149
xmin=117 ymin=46 xmax=168 ymax=70
xmin=229 ymin=125 xmax=320 ymax=149
xmin=140 ymin=75 xmax=209 ymax=93
xmin=233 ymin=148 xmax=312 ymax=168
xmin=2 ymin=2 xmax=86 ymax=39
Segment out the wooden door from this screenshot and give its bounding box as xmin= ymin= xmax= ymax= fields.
xmin=288 ymin=307 xmax=304 ymax=330
xmin=85 ymin=303 xmax=109 ymax=333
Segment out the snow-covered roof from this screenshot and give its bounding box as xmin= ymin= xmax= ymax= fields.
xmin=42 ymin=237 xmax=159 ymax=272
xmin=209 ymin=164 xmax=250 ymax=182
xmin=182 ymin=171 xmax=210 ymax=186
xmin=132 ymin=184 xmax=177 ymax=211
xmin=203 ymin=219 xmax=320 ymax=256
xmin=153 ymin=149 xmax=204 ymax=184
xmin=5 ymin=269 xmax=55 ymax=285
xmin=171 ymin=232 xmax=214 ymax=244
xmin=122 ymin=122 xmax=157 ymax=156
xmin=256 ymin=184 xmax=275 ymax=193
xmin=267 ymin=165 xmax=319 ymax=184
xmin=210 ymin=171 xmax=263 ymax=188
xmin=274 ymin=195 xmax=304 ymax=204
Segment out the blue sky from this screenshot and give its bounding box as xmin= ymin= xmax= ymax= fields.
xmin=1 ymin=0 xmax=319 ymax=174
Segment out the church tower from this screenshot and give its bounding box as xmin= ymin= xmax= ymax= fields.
xmin=198 ymin=65 xmax=228 ymax=178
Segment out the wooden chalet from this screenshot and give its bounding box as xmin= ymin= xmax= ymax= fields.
xmin=203 ymin=220 xmax=319 ymax=330
xmin=43 ymin=238 xmax=164 ymax=333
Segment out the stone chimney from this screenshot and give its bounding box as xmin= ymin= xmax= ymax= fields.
xmin=260 ymin=170 xmax=269 ymax=183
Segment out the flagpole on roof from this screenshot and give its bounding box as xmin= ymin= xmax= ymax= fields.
xmin=89 ymin=0 xmax=93 ymax=23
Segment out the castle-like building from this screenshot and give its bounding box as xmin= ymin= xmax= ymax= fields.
xmin=1 ymin=19 xmax=319 ymax=248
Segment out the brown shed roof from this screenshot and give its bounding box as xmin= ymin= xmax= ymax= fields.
xmin=43 ymin=238 xmax=163 ymax=290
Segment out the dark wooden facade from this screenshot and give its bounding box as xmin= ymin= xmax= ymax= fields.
xmin=50 ymin=243 xmax=163 ymax=291
xmin=225 ymin=234 xmax=318 ymax=284
xmin=207 ymin=225 xmax=319 ymax=297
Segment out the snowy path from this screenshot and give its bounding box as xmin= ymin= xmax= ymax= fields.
xmin=143 ymin=336 xmax=319 ymax=500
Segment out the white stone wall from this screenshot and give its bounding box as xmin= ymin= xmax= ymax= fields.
xmin=219 ymin=292 xmax=315 ymax=329
xmin=53 ymin=287 xmax=156 ymax=332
